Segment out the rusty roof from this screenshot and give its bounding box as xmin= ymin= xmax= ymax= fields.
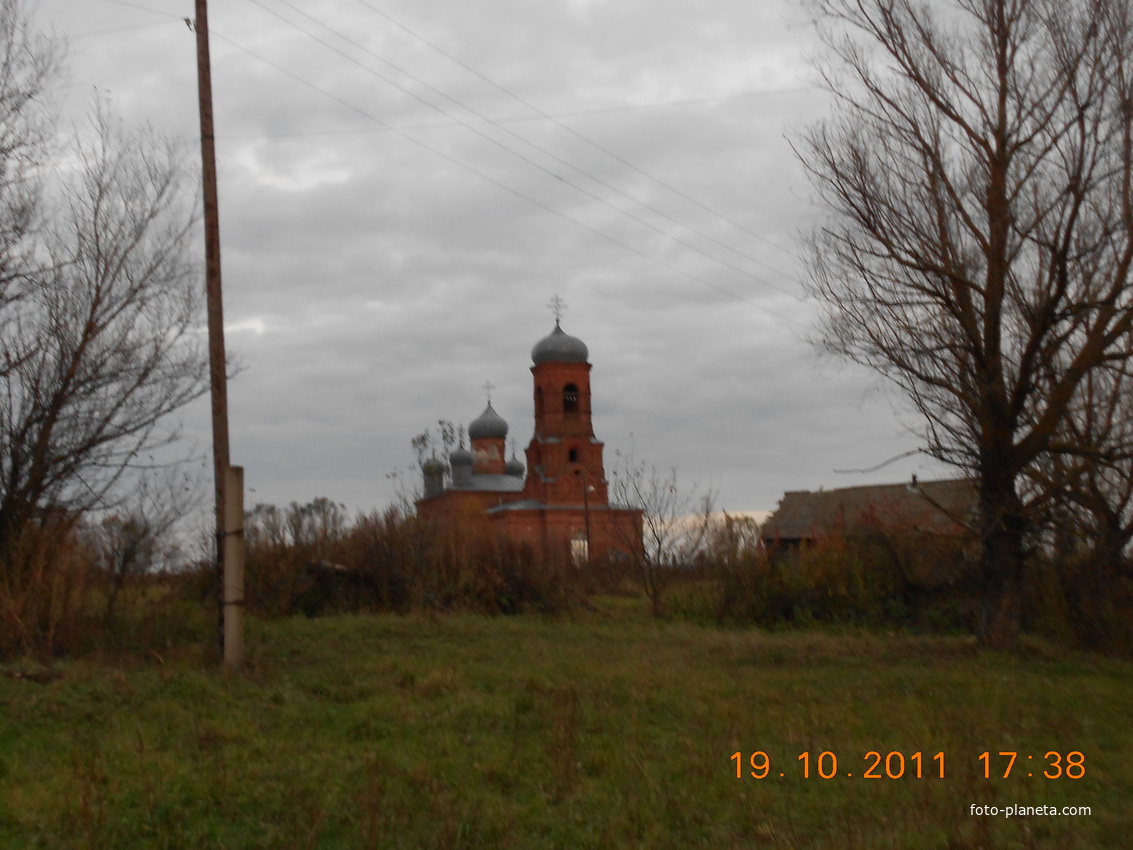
xmin=760 ymin=479 xmax=975 ymax=543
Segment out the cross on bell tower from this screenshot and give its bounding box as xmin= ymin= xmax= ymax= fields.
xmin=548 ymin=294 xmax=566 ymax=324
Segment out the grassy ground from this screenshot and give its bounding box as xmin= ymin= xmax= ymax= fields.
xmin=0 ymin=598 xmax=1129 ymax=848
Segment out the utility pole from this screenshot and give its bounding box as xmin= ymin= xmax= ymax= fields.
xmin=194 ymin=0 xmax=243 ymax=668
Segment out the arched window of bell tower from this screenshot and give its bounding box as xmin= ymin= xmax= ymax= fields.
xmin=535 ymin=387 xmax=544 ymax=416
xmin=563 ymin=383 xmax=579 ymax=415
xmin=568 ymin=448 xmax=579 ymax=463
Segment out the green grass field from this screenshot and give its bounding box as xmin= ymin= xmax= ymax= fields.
xmin=1 ymin=598 xmax=1129 ymax=848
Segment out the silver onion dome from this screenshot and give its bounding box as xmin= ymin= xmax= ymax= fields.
xmin=468 ymin=402 xmax=508 ymax=440
xmin=531 ymin=321 xmax=588 ymax=365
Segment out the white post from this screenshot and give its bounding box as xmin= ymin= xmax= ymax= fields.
xmin=223 ymin=465 xmax=245 ymax=669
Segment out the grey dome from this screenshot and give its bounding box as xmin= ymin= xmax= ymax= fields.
xmin=531 ymin=321 xmax=588 ymax=365
xmin=505 ymin=454 xmax=525 ymax=477
xmin=468 ymin=402 xmax=508 ymax=440
xmin=449 ymin=445 xmax=473 ymax=466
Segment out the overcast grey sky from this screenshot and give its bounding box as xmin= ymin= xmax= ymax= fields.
xmin=36 ymin=0 xmax=949 ymax=516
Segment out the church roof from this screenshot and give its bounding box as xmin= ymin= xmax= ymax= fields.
xmin=531 ymin=321 xmax=588 ymax=365
xmin=448 ymin=474 xmax=525 ymax=493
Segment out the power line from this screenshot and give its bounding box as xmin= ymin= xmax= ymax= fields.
xmin=277 ymin=0 xmax=799 ymax=286
xmin=351 ymin=0 xmax=805 ymax=264
xmin=72 ymin=20 xmax=177 ymax=39
xmin=220 ymin=87 xmax=812 ymax=138
xmin=206 ymin=26 xmax=806 ymax=326
xmin=834 ymin=450 xmax=924 ymax=474
xmin=95 ymin=0 xmax=803 ymax=297
xmin=98 ymin=0 xmax=186 ymax=19
xmin=243 ymin=0 xmax=799 ymax=298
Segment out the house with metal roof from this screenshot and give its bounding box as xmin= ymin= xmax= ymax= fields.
xmin=761 ymin=478 xmax=976 ymax=556
xmin=760 ymin=478 xmax=979 ymax=592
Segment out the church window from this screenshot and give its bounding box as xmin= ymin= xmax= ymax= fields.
xmin=535 ymin=386 xmax=543 ymax=416
xmin=563 ymin=383 xmax=579 ymax=414
xmin=569 ymin=448 xmax=579 ymax=463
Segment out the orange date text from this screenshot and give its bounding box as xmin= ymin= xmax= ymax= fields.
xmin=731 ymin=751 xmax=945 ymax=779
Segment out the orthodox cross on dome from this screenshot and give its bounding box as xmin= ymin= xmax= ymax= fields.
xmin=548 ymin=294 xmax=567 ymax=325
xmin=482 ymin=380 xmax=494 ymax=404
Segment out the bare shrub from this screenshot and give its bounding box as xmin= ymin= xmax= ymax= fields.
xmin=408 ymin=518 xmax=576 ymax=616
xmin=244 ymin=501 xmax=580 ymax=619
xmin=712 ymin=506 xmax=979 ymax=631
xmin=0 ymin=514 xmax=95 ymax=656
xmin=242 ymin=498 xmax=348 ymax=616
xmin=1026 ymin=550 xmax=1133 ymax=657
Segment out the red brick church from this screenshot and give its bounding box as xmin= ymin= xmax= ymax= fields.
xmin=415 ymin=319 xmax=642 ymax=563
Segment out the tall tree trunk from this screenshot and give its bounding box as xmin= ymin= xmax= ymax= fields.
xmin=977 ymin=465 xmax=1026 ymax=648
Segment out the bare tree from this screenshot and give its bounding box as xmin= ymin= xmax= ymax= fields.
xmin=796 ymin=0 xmax=1133 ymax=647
xmin=411 ymin=420 xmax=456 ymax=485
xmin=0 ymin=0 xmax=60 ymax=323
xmin=704 ymin=512 xmax=764 ymax=565
xmin=608 ymin=452 xmax=714 ymax=617
xmin=1020 ymin=351 xmax=1133 ymax=649
xmin=285 ymin=497 xmax=348 ymax=552
xmin=0 ymin=94 xmax=206 ymax=563
xmin=246 ymin=502 xmax=288 ymax=550
xmin=1039 ymin=344 xmax=1133 ymax=566
xmin=98 ymin=465 xmax=203 ymax=628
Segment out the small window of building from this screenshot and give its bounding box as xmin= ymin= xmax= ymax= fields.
xmin=535 ymin=386 xmax=543 ymax=416
xmin=568 ymin=448 xmax=579 ymax=463
xmin=563 ymin=383 xmax=579 ymax=414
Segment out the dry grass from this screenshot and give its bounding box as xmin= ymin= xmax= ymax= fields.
xmin=0 ymin=599 xmax=1128 ymax=848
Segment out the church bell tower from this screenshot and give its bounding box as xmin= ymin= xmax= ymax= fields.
xmin=523 ymin=310 xmax=608 ymax=507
